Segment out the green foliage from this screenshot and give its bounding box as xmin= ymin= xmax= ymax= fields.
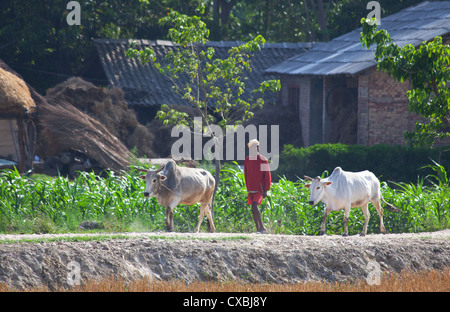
xmin=215 ymin=163 xmax=448 ymax=235
xmin=126 ymin=10 xmax=280 ymax=215
xmin=0 ymin=162 xmax=448 ymax=235
xmin=2 ymin=1 xmax=425 ymax=91
xmin=276 ymin=143 xmax=450 ymax=184
xmin=0 ymin=0 xmax=182 ymax=91
xmin=126 ymin=10 xmax=279 ymax=129
xmin=361 ymin=17 xmax=450 ymax=147
xmin=0 ymin=168 xmax=165 ymax=233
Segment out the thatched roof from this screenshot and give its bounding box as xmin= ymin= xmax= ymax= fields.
xmin=0 ymin=66 xmax=37 ymax=116
xmin=0 ymin=59 xmax=130 ymax=172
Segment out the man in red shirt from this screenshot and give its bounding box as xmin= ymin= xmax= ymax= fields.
xmin=244 ymin=139 xmax=271 ymax=233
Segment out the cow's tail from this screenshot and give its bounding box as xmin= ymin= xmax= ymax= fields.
xmin=381 ymin=196 xmax=400 ymax=212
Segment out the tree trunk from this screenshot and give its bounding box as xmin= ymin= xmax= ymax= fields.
xmin=213 ymin=0 xmax=237 ymax=26
xmin=212 ymin=157 xmax=221 ymax=219
xmin=315 ymin=0 xmax=329 ymax=41
xmin=303 ymin=0 xmax=315 ymax=41
xmin=263 ymin=0 xmax=270 ymax=37
xmin=219 ymin=0 xmax=236 ymax=26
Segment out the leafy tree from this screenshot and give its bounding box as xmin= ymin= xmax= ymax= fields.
xmin=1 ymin=0 xmax=427 ymax=92
xmin=0 ymin=0 xmax=202 ymax=92
xmin=361 ymin=17 xmax=450 ymax=147
xmin=126 ymin=10 xmax=279 ymax=215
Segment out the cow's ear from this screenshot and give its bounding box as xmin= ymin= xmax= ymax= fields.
xmin=139 ymin=175 xmax=146 ymax=180
xmin=304 ymin=183 xmax=311 ymax=189
xmin=159 ymin=175 xmax=167 ymax=181
xmin=325 ymin=181 xmax=332 ymax=186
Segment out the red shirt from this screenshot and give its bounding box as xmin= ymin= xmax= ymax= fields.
xmin=244 ymin=154 xmax=271 ymax=192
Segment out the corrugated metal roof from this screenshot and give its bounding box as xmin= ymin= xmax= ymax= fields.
xmin=265 ymin=1 xmax=450 ymax=76
xmin=94 ymin=39 xmax=310 ymax=106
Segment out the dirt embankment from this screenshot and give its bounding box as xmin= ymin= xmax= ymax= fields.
xmin=0 ymin=230 xmax=448 ymax=290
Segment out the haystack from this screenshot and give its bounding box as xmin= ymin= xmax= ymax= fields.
xmin=45 ymin=77 xmax=156 ymax=158
xmin=36 ymin=96 xmax=131 ymax=173
xmin=0 ymin=64 xmax=37 ymax=172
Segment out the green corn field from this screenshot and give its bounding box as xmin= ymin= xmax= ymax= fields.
xmin=0 ymin=161 xmax=448 ymax=235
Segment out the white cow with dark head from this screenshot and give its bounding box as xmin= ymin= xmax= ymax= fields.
xmin=304 ymin=167 xmax=399 ymax=236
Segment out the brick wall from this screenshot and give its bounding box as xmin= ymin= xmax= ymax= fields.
xmin=280 ymin=67 xmax=422 ymax=147
xmin=364 ymin=67 xmax=420 ymax=146
xmin=357 ymin=72 xmax=369 ymax=145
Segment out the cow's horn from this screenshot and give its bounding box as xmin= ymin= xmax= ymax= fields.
xmin=136 ymin=168 xmax=148 ymax=173
xmin=304 ymin=175 xmax=313 ymax=181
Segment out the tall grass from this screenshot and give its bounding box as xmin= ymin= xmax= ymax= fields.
xmin=0 ymin=168 xmax=164 ymax=233
xmin=0 ymin=161 xmax=448 ymax=235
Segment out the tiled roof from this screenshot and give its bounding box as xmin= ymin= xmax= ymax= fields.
xmin=94 ymin=39 xmax=310 ymax=106
xmin=265 ymin=1 xmax=450 ymax=76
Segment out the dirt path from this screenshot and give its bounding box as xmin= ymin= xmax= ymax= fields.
xmin=0 ymin=230 xmax=449 ymax=290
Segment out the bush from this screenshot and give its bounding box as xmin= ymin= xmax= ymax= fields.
xmin=275 ymin=143 xmax=450 ymax=183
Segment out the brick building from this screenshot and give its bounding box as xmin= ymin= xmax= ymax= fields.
xmin=266 ymin=1 xmax=450 ymax=147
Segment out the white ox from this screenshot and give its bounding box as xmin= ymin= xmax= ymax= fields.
xmin=304 ymin=167 xmax=399 ymax=236
xmin=140 ymin=160 xmax=216 ymax=233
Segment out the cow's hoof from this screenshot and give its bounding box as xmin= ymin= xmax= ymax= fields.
xmin=359 ymin=232 xmax=366 ymax=237
xmin=342 ymin=233 xmax=348 ymax=237
xmin=319 ymin=231 xmax=325 ymax=236
xmin=166 ymin=228 xmax=174 ymax=232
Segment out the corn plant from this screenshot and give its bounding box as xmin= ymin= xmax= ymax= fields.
xmin=0 ymin=159 xmax=448 ymax=234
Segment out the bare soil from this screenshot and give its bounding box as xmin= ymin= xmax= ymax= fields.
xmin=0 ymin=230 xmax=448 ymax=290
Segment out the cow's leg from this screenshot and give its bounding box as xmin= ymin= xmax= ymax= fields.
xmin=165 ymin=206 xmax=174 ymax=232
xmin=164 ymin=198 xmax=179 ymax=232
xmin=343 ymin=207 xmax=350 ymax=236
xmin=205 ymin=203 xmax=216 ymax=233
xmin=360 ymin=203 xmax=370 ymax=236
xmin=194 ymin=203 xmax=207 ymax=233
xmin=320 ymin=207 xmax=331 ymax=235
xmin=373 ymin=200 xmax=386 ymax=234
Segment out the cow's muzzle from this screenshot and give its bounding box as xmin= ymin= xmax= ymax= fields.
xmin=144 ymin=192 xmax=150 ymax=198
xmin=308 ymin=200 xmax=315 ymax=206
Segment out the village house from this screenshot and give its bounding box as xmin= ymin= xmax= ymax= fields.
xmin=265 ymin=1 xmax=450 ymax=147
xmin=94 ymin=2 xmax=450 ymax=150
xmin=94 ymin=39 xmax=310 ymax=124
xmin=0 ymin=61 xmax=37 ymax=172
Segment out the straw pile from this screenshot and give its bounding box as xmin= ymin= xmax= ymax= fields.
xmin=0 ymin=60 xmax=134 ymax=174
xmin=36 ymin=98 xmax=131 ymax=173
xmin=45 ymin=78 xmax=156 ymax=158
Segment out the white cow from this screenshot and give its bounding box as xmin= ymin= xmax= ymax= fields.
xmin=304 ymin=167 xmax=399 ymax=236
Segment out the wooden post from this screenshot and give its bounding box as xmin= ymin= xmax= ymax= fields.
xmin=16 ymin=117 xmax=26 ymax=173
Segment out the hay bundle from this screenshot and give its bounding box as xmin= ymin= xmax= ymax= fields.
xmin=0 ymin=67 xmax=36 ymax=116
xmin=37 ymin=98 xmax=131 ymax=172
xmin=45 ymin=77 xmax=156 ymax=158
